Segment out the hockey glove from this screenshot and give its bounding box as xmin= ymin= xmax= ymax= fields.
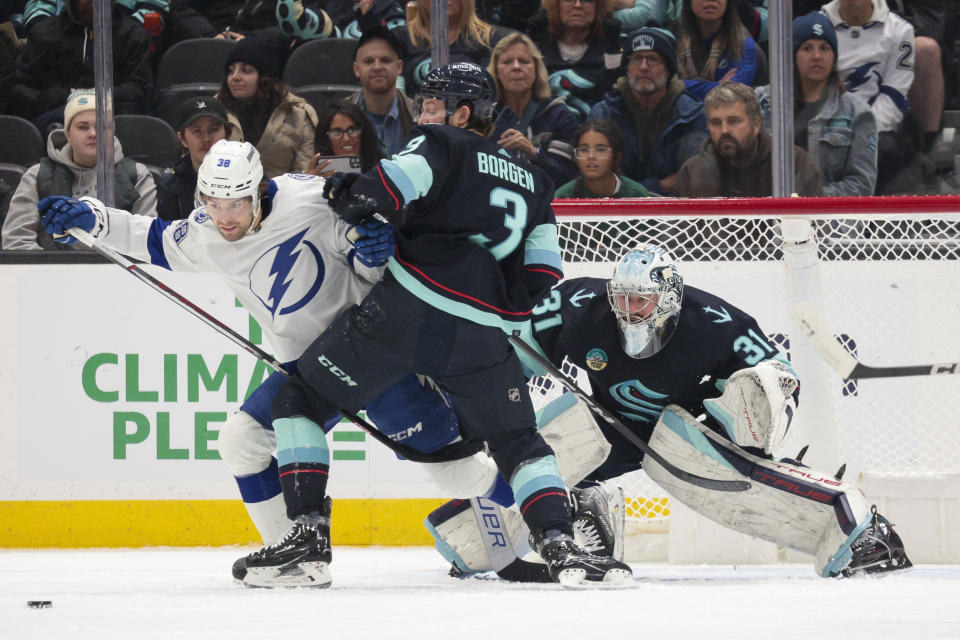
xmin=324 ymin=169 xmax=402 ymax=226
xmin=349 ymin=219 xmax=395 ymax=267
xmin=39 ymin=195 xmax=100 ymax=245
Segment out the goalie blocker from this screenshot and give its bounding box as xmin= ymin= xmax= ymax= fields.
xmin=646 ymin=405 xmax=912 ymax=577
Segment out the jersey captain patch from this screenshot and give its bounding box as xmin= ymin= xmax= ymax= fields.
xmin=249 ymin=228 xmax=325 ymax=317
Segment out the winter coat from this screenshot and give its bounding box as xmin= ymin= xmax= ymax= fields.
xmin=588 ymin=83 xmax=707 ymax=194
xmin=554 ymin=174 xmax=651 ymax=198
xmin=9 ymin=3 xmax=153 ymax=120
xmin=156 ymin=154 xmax=197 ymax=221
xmin=2 ymin=130 xmax=157 ymax=250
xmin=492 ymin=96 xmax=580 ymax=188
xmin=757 ymin=84 xmax=878 ymax=197
xmin=678 ymin=32 xmax=758 ymax=100
xmin=674 ymin=129 xmax=822 ymax=197
xmin=224 ymin=91 xmax=319 ymax=180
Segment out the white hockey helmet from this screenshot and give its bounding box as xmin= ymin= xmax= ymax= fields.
xmin=195 ymin=140 xmax=263 ymax=221
xmin=607 ymin=244 xmax=683 ymax=359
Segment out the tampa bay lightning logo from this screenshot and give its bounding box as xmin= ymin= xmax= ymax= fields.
xmin=249 ymin=228 xmax=325 ymax=317
xmin=845 ymin=62 xmax=880 ymax=92
xmin=609 ymin=379 xmax=668 ymax=423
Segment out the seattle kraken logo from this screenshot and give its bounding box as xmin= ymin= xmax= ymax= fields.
xmin=609 ymin=379 xmax=668 ymax=423
xmin=249 ymin=228 xmax=325 ymax=317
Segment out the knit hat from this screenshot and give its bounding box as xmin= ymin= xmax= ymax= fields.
xmin=793 ymin=12 xmax=838 ymax=57
xmin=624 ymin=27 xmax=678 ymax=78
xmin=176 ymin=96 xmax=229 ymax=131
xmin=225 ymin=35 xmax=285 ymax=79
xmin=63 ymin=89 xmax=96 ymax=130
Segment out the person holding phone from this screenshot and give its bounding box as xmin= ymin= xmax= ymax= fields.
xmin=308 ymin=101 xmax=385 ymax=177
xmin=487 ymin=32 xmax=581 ymax=188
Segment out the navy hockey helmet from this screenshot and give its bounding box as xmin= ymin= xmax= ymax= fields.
xmin=416 ymin=62 xmax=497 ymax=121
xmin=607 ymin=244 xmax=684 ymax=359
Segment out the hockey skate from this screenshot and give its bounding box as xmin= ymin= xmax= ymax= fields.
xmin=571 ymin=484 xmax=625 ymax=561
xmin=239 ymin=497 xmax=333 ymax=588
xmin=840 ymin=505 xmax=913 ymax=578
xmin=531 ymin=529 xmax=632 ymax=587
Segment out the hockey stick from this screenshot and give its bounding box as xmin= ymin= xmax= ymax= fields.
xmin=507 ymin=333 xmax=750 ymax=492
xmin=66 ymin=227 xmax=480 ymax=463
xmin=793 ymin=301 xmax=960 ymax=379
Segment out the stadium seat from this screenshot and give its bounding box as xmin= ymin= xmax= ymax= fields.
xmin=283 ymin=38 xmax=359 ymax=87
xmin=155 ymin=38 xmax=237 ymax=126
xmin=292 ymin=85 xmax=361 ymax=119
xmin=114 ymin=115 xmax=182 ymax=171
xmin=0 ymin=116 xmax=45 ymax=168
xmin=0 ymin=163 xmax=27 ymax=234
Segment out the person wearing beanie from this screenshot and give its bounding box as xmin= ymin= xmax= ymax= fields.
xmin=588 ymin=26 xmax=708 ymax=194
xmin=674 ymin=0 xmax=759 ymax=100
xmin=156 ymin=96 xmax=232 ymax=221
xmin=1 ymin=89 xmax=157 ymax=250
xmin=216 ymin=33 xmax=318 ymax=180
xmin=756 ymin=11 xmax=878 ymax=196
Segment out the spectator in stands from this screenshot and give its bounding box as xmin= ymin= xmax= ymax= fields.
xmin=757 ymin=13 xmax=877 ymax=196
xmin=555 ymin=119 xmax=652 ymax=196
xmin=274 ymin=0 xmax=406 ymax=40
xmin=156 ymin=96 xmax=230 ymax=221
xmin=821 ymin=0 xmax=915 ymax=192
xmin=8 ymin=0 xmax=153 ymax=130
xmin=217 ymin=34 xmax=319 ymax=180
xmin=2 ymin=90 xmax=157 ymax=250
xmin=349 ymin=25 xmax=414 ymax=157
xmin=487 ymin=31 xmax=580 ymax=187
xmin=675 ymin=80 xmax=822 ymax=196
xmin=673 ymin=0 xmax=759 ymax=99
xmin=895 ymin=0 xmax=946 ymax=154
xmin=588 ymin=27 xmax=707 ymax=194
xmin=611 ymin=0 xmax=668 ymax=34
xmin=530 ymin=0 xmax=622 ymax=121
xmin=474 ymin=0 xmax=541 ymax=32
xmin=395 ymin=0 xmax=511 ymax=97
xmin=308 ymin=101 xmax=384 ymax=175
xmin=0 ymin=1 xmax=23 ymax=114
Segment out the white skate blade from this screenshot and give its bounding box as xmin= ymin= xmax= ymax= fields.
xmin=556 ymin=567 xmax=635 ymax=590
xmin=243 ymin=561 xmax=332 ymax=589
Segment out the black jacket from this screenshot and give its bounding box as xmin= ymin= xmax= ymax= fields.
xmin=9 ymin=5 xmax=153 ymax=119
xmin=156 ymin=155 xmax=196 ymax=221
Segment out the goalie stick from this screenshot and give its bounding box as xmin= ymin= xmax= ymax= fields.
xmin=66 ymin=227 xmax=480 ymax=464
xmin=793 ymin=301 xmax=960 ymax=379
xmin=507 ymin=333 xmax=750 ymax=492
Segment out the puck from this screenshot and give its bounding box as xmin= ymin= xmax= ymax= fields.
xmin=27 ymin=601 xmax=52 ymax=608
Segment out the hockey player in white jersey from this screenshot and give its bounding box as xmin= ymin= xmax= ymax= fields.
xmin=36 ymin=140 xmax=463 ymax=565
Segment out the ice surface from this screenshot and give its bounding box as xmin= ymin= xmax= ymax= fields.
xmin=2 ymin=547 xmax=959 ymax=639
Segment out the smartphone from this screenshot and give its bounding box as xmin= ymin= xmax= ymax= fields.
xmin=314 ymin=155 xmax=363 ymax=173
xmin=491 ymin=108 xmax=520 ymax=141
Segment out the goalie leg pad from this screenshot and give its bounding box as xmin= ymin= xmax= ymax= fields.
xmin=537 ymin=392 xmax=612 ymax=486
xmin=424 ymin=497 xmax=532 ymax=574
xmin=644 ymin=406 xmax=875 ymax=575
xmin=421 ymin=450 xmax=501 ymax=498
xmin=704 ymin=359 xmax=798 ymax=455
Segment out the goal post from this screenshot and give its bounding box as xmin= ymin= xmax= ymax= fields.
xmin=538 ymin=195 xmax=960 ymax=564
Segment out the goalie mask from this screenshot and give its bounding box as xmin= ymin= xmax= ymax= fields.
xmin=607 ymin=245 xmax=683 ymax=359
xmin=196 ymin=140 xmax=264 ymax=235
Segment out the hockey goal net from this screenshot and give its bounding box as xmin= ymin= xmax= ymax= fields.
xmin=532 ymin=195 xmax=960 ymax=562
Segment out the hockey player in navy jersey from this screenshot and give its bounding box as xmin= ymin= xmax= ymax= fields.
xmin=245 ymin=61 xmax=633 ymax=588
xmin=427 ymin=244 xmax=912 ymax=580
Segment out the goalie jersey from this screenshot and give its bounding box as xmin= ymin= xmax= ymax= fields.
xmin=92 ymin=173 xmax=382 ymax=363
xmin=530 ymin=277 xmax=791 ymax=479
xmin=374 ymin=124 xmax=564 ymax=332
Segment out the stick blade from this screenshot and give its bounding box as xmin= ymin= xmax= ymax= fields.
xmin=792 ymin=302 xmax=858 ymax=379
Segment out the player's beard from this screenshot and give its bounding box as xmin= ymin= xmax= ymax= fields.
xmin=715 ymin=134 xmax=754 ymax=165
xmin=628 ymin=73 xmax=666 ymax=97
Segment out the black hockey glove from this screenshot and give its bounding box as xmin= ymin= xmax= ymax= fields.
xmin=323 ymin=169 xmax=404 ymax=226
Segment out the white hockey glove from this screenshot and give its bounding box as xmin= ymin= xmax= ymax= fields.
xmin=703 ymin=360 xmax=799 ymax=455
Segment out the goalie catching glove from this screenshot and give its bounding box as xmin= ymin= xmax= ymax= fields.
xmin=704 ymin=359 xmax=799 ymax=455
xmin=39 ymin=195 xmax=107 ymax=244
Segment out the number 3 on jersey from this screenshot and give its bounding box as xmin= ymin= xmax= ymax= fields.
xmin=470 ymin=187 xmax=527 ymax=260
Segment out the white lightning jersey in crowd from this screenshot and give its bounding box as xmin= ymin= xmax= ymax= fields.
xmin=821 ymin=0 xmax=914 ymax=133
xmin=90 ymin=173 xmax=382 ymax=363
